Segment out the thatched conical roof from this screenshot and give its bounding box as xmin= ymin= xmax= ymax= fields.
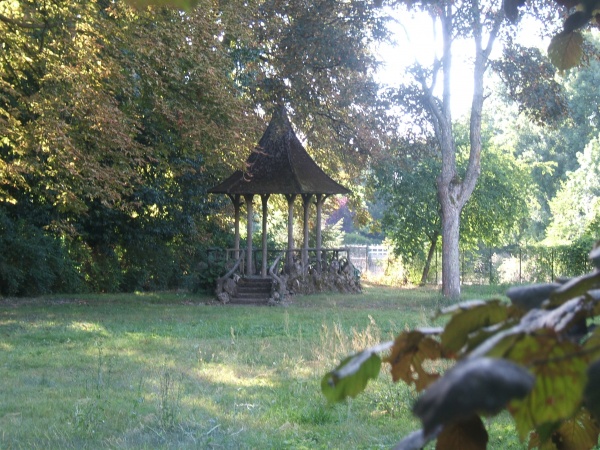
xmin=209 ymin=108 xmax=350 ymax=196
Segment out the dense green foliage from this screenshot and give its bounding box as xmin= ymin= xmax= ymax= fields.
xmin=0 ymin=1 xmax=256 ymax=294
xmin=0 ymin=0 xmax=597 ymax=297
xmin=375 ymin=29 xmax=600 ymax=285
xmin=491 ymin=36 xmax=600 ymax=241
xmin=546 ymin=137 xmax=600 ymax=244
xmin=0 ymin=0 xmax=383 ymax=296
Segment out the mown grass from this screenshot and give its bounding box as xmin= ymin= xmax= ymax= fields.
xmin=0 ymin=284 xmax=526 ymax=449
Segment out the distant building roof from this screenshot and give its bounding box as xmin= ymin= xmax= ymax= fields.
xmin=209 ymin=107 xmax=350 ymax=196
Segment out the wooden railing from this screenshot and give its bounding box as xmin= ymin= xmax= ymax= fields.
xmin=215 ymin=252 xmax=244 ymax=295
xmin=208 ymin=247 xmax=355 ymax=277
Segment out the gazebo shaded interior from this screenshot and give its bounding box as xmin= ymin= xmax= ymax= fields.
xmin=209 ymin=106 xmax=350 ymax=277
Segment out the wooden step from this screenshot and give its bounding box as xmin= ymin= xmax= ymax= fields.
xmin=231 ymin=277 xmax=273 ymax=303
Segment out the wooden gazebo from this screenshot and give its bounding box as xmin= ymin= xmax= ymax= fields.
xmin=209 ymin=106 xmax=350 ymax=280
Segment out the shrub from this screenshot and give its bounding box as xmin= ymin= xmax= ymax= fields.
xmin=0 ymin=210 xmax=84 ymax=296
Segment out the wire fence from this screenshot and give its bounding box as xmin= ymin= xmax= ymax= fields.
xmin=347 ymin=245 xmax=390 ymax=276
xmin=347 ymin=244 xmax=593 ymax=285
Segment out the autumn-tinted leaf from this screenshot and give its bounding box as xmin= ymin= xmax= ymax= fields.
xmin=551 ymin=407 xmax=599 ymax=450
xmin=507 ymin=336 xmax=589 ymax=440
xmin=548 ymin=31 xmax=584 ymax=71
xmin=435 ymin=415 xmax=488 ymax=450
xmin=321 ymin=349 xmax=382 ymax=403
xmin=384 ymin=330 xmax=442 ymax=391
xmin=441 ymin=299 xmax=509 ymax=355
xmin=528 ymin=407 xmax=600 ymax=450
xmin=413 ymin=357 xmax=534 ymax=435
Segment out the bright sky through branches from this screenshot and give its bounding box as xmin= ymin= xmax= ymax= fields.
xmin=375 ymin=8 xmax=552 ymax=117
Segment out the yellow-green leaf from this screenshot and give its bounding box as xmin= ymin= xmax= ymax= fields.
xmin=321 ymin=351 xmax=381 ymax=403
xmin=441 ymin=300 xmax=510 ymax=355
xmin=528 ymin=407 xmax=599 ymax=450
xmin=548 ymin=32 xmax=584 ymax=72
xmin=508 ymin=336 xmax=589 ymax=440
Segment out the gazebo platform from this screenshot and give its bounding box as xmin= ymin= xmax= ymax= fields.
xmin=211 ymin=247 xmax=361 ymax=304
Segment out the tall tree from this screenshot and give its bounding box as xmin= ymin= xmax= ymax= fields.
xmin=389 ymin=0 xmax=506 ymax=297
xmin=372 ymin=135 xmax=441 ymax=284
xmin=387 ymin=0 xmax=569 ymax=297
xmin=0 ymin=0 xmax=263 ymax=293
xmin=0 ymin=1 xmax=144 ymax=216
xmin=489 ymin=34 xmax=600 ymax=239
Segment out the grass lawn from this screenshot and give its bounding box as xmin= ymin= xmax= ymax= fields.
xmin=0 ymin=284 xmax=528 ymax=449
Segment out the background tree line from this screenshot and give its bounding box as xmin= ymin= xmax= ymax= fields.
xmin=0 ymin=0 xmax=598 ymax=297
xmin=0 ymin=0 xmax=385 ymax=295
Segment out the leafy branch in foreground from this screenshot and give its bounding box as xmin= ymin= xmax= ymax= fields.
xmin=322 ymin=244 xmax=600 ymax=449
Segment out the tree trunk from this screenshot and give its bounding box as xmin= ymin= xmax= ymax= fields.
xmin=420 ymin=231 xmax=439 ymax=285
xmin=439 ymin=199 xmax=461 ymax=298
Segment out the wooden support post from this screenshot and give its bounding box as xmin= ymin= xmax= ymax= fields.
xmin=315 ymin=194 xmax=327 ymax=273
xmin=261 ymin=194 xmax=270 ymax=278
xmin=227 ymin=194 xmax=242 ymax=261
xmin=302 ymin=194 xmax=313 ymax=269
xmin=244 ymin=194 xmax=254 ymax=276
xmin=285 ymin=194 xmax=296 ymax=271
